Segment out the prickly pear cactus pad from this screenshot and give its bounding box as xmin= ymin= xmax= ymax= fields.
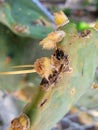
xmin=0 ymin=0 xmax=52 ymax=39
xmin=8 ymin=19 xmax=98 ymax=130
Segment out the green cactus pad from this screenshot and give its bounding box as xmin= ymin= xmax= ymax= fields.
xmin=0 ymin=0 xmax=52 ymax=39
xmin=22 ymin=23 xmax=98 ymax=130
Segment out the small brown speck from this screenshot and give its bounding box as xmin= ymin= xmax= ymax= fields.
xmin=40 ymin=19 xmax=47 ymax=26
xmin=80 ymin=30 xmax=91 ymax=38
xmin=40 ymin=99 xmax=48 ymax=107
xmin=69 ymin=42 xmax=72 ymax=45
xmin=13 ymin=24 xmax=29 ymax=33
xmin=32 ymin=19 xmax=47 ymax=26
xmin=70 ymin=88 xmax=75 ymax=96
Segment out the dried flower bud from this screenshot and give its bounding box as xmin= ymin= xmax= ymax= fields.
xmin=40 ymin=30 xmax=65 ymax=49
xmin=9 ymin=113 xmax=30 ymax=130
xmin=34 ymin=57 xmax=52 ymax=79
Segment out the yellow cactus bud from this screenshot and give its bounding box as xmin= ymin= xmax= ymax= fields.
xmin=54 ymin=11 xmax=69 ymax=28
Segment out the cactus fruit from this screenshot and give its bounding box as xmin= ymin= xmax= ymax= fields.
xmin=8 ymin=10 xmax=98 ymax=130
